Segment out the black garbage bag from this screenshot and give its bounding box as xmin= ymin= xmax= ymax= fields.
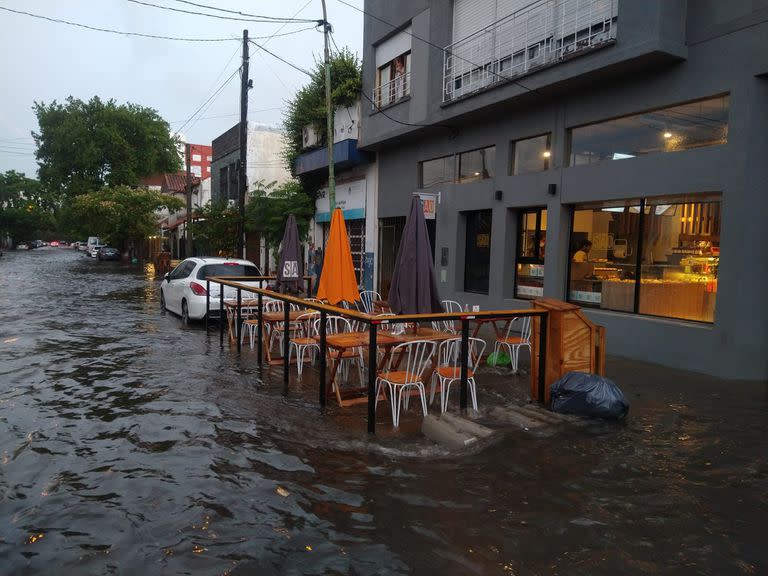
xmin=550 ymin=372 xmax=629 ymax=419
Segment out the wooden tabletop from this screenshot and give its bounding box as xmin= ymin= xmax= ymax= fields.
xmin=261 ymin=310 xmax=306 ymax=323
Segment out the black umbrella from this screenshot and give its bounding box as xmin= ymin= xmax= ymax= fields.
xmin=388 ymin=196 xmax=444 ymax=314
xmin=275 ymin=214 xmax=303 ymax=294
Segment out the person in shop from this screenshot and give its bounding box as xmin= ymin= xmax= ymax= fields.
xmin=572 ymin=239 xmax=592 ymax=262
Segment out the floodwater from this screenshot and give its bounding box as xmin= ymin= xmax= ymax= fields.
xmin=1 ymin=248 xmax=766 ymax=575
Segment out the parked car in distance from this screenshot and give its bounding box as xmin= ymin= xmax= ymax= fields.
xmin=16 ymin=242 xmax=30 ymax=250
xmin=89 ymin=244 xmax=106 ymax=258
xmin=77 ymin=241 xmax=89 ymax=251
xmin=97 ymin=246 xmax=121 ymax=261
xmin=160 ymin=257 xmax=262 ymax=323
xmin=50 ymin=241 xmax=59 ymax=247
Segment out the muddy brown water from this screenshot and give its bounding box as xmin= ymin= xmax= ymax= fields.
xmin=0 ymin=249 xmax=766 ymax=575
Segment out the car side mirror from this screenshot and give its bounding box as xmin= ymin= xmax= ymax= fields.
xmin=164 ymin=272 xmax=170 ymax=282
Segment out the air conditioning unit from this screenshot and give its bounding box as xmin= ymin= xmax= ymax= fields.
xmin=302 ymin=125 xmax=320 ymax=149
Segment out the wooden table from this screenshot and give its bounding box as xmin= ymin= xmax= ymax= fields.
xmin=223 ymin=298 xmax=260 ymax=343
xmin=261 ymin=309 xmax=307 ymax=365
xmin=470 ymin=316 xmax=511 ymax=339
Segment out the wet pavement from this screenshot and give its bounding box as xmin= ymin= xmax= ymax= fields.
xmin=0 ymin=248 xmax=766 ymax=575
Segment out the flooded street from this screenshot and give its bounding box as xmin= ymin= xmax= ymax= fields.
xmin=1 ymin=249 xmax=766 ymax=575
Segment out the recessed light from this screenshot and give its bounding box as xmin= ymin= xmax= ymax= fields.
xmin=663 ymin=132 xmax=672 ymax=139
xmin=542 ymin=150 xmax=551 ymax=158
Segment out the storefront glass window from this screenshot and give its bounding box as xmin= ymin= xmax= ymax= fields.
xmin=515 ymin=208 xmax=547 ymax=299
xmin=511 ymin=134 xmax=551 ymax=175
xmin=569 ymin=95 xmax=729 ymax=166
xmin=568 ymin=194 xmax=721 ymax=322
xmin=458 ymin=146 xmax=495 ymax=183
xmin=420 ymin=155 xmax=455 ymax=188
xmin=464 ymin=210 xmax=492 ymax=294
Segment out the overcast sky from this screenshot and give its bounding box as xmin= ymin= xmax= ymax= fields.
xmin=0 ymin=0 xmax=364 ymax=177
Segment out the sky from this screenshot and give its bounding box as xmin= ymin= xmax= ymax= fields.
xmin=0 ymin=0 xmax=364 ymax=177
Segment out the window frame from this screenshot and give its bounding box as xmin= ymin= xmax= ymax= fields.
xmin=375 ymin=51 xmax=411 ymax=108
xmin=510 ymin=133 xmax=552 ymax=175
xmin=457 ymin=145 xmax=496 ymax=183
xmin=514 ymin=207 xmax=547 ymax=299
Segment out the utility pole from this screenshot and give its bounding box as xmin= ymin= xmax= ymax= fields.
xmin=185 ymin=142 xmax=192 ymax=258
xmin=237 ymin=29 xmax=250 ymax=259
xmin=321 ymin=0 xmax=335 ymax=211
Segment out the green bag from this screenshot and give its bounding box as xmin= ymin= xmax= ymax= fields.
xmin=486 ymin=351 xmax=511 ymax=367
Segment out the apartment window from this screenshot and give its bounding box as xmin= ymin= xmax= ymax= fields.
xmin=515 ymin=208 xmax=547 ymax=299
xmin=464 ymin=210 xmax=492 ymax=294
xmin=458 ymin=146 xmax=495 ymax=183
xmin=568 ymin=194 xmax=721 ymax=322
xmin=569 ymin=96 xmax=729 ymax=166
xmin=420 ymin=155 xmax=455 ymax=188
xmin=511 ymin=134 xmax=551 ymax=175
xmin=192 ymin=153 xmax=202 ymax=162
xmin=374 ymin=26 xmax=412 ymax=108
xmin=206 ymin=155 xmax=212 ymax=162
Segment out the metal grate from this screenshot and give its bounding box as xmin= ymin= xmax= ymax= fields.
xmin=444 ymin=0 xmax=618 ymax=102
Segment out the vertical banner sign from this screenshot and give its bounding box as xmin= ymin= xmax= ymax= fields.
xmin=414 ymin=192 xmax=438 ymax=220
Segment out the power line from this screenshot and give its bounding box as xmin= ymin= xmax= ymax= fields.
xmin=168 ymin=107 xmax=284 ymax=124
xmin=171 ymin=0 xmax=318 ymax=23
xmin=128 ymin=0 xmax=319 ymax=24
xmin=248 ymin=39 xmax=312 ymax=76
xmin=0 ymin=5 xmax=237 ymax=42
xmin=333 ymin=0 xmax=536 ymax=93
xmin=174 ymin=67 xmax=241 ymax=137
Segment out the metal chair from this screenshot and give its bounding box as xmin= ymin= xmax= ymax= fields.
xmin=493 ymin=316 xmax=532 ymax=373
xmin=375 ymin=340 xmax=437 ymax=428
xmin=314 ymin=315 xmax=364 ymax=386
xmin=287 ymin=312 xmax=320 ymax=376
xmin=358 ymin=290 xmax=381 ymax=314
xmin=433 ymin=299 xmax=463 ymax=333
xmin=430 ymin=337 xmax=487 ymax=412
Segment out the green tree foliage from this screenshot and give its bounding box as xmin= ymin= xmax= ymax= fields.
xmin=33 ymin=96 xmax=180 ymax=198
xmin=246 ymin=180 xmax=314 ymax=255
xmin=189 ymin=199 xmax=240 ymax=257
xmin=0 ymin=170 xmax=56 ymax=244
xmin=68 ymin=185 xmax=183 ymax=251
xmin=282 ymin=48 xmax=361 ymax=184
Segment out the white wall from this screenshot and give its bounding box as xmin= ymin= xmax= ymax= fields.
xmin=246 ymin=128 xmax=291 ymax=194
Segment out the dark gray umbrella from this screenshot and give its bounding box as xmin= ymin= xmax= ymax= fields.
xmin=276 ymin=214 xmax=303 ymax=294
xmin=388 ymin=196 xmax=444 ymax=314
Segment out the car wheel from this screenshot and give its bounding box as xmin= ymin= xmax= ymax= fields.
xmin=160 ymin=291 xmax=166 ymax=312
xmin=181 ymin=300 xmax=189 ymax=324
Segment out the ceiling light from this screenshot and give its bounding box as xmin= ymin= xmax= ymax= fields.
xmin=663 ymin=132 xmax=673 ymax=139
xmin=542 ymin=151 xmax=551 ymax=158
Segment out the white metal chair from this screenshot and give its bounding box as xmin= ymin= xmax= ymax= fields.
xmin=267 ymin=300 xmax=303 ymax=352
xmin=493 ymin=316 xmax=532 ymax=373
xmin=430 ymin=337 xmax=487 ymax=412
xmin=314 ymin=315 xmax=365 ymax=386
xmin=358 ymin=290 xmax=381 ymax=314
xmin=375 ymin=340 xmax=437 ymax=428
xmin=432 ymin=299 xmax=463 ymax=333
xmin=239 ymin=305 xmax=262 ymax=348
xmin=287 ymin=312 xmax=320 ymax=376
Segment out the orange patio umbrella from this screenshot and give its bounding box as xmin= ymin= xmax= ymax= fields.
xmin=316 ymin=208 xmax=361 ymax=305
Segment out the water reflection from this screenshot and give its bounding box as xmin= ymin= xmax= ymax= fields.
xmin=0 ymin=249 xmax=765 ymax=575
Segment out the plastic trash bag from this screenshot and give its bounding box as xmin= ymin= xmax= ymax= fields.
xmin=486 ymin=351 xmax=511 ymax=367
xmin=550 ymin=372 xmax=629 ymax=420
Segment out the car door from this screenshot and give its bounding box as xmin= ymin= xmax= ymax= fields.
xmin=165 ymin=260 xmax=195 ymax=314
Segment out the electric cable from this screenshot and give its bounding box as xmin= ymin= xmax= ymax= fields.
xmin=0 ymin=5 xmax=236 ymax=41
xmin=170 ymin=0 xmax=318 ymax=23
xmin=248 ymin=39 xmax=312 ymax=76
xmin=173 ymin=66 xmax=241 ymax=137
xmin=128 ymin=0 xmax=319 ymax=24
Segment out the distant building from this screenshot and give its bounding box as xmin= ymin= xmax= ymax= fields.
xmin=211 ymin=123 xmax=291 ymax=269
xmin=178 ymin=143 xmax=213 ymax=179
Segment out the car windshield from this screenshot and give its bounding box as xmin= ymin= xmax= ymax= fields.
xmin=197 ymin=264 xmax=261 ymax=280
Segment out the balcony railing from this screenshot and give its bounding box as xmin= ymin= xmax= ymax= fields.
xmin=372 ymin=71 xmax=411 ymax=109
xmin=443 ymin=0 xmax=618 ymax=103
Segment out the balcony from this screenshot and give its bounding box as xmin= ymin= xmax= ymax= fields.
xmin=443 ymin=0 xmax=618 ymax=103
xmin=294 ymin=139 xmax=374 ymax=177
xmin=373 ymin=71 xmax=411 ymax=109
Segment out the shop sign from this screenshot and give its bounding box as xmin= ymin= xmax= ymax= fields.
xmin=316 ymin=179 xmax=366 ymax=222
xmin=414 ymin=192 xmax=439 ymax=220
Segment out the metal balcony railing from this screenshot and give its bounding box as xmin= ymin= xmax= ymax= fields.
xmin=443 ymin=0 xmax=618 ymax=102
xmin=373 ymin=71 xmax=411 ymax=109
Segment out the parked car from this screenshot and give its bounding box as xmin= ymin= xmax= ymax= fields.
xmin=89 ymin=244 xmax=106 ymax=258
xmin=97 ymin=246 xmax=121 ymax=261
xmin=16 ymin=242 xmax=30 ymax=250
xmin=160 ymin=257 xmax=262 ymax=323
xmin=50 ymin=241 xmax=59 ymax=247
xmin=77 ymin=241 xmax=89 ymax=251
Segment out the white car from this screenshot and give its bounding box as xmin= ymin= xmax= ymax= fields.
xmin=160 ymin=257 xmax=263 ymax=323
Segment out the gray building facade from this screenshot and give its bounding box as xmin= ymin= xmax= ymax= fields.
xmin=361 ymin=0 xmax=768 ymax=380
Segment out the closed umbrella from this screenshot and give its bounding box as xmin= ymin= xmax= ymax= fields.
xmin=317 ymin=208 xmax=360 ymax=305
xmin=388 ymin=196 xmax=443 ymax=314
xmin=275 ymin=214 xmax=302 ymax=294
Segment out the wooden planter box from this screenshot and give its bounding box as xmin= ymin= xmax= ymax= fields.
xmin=530 ymin=298 xmax=606 ymax=404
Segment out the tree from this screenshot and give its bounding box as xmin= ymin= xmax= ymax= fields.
xmin=0 ymin=170 xmax=56 ymax=244
xmin=282 ymin=48 xmax=362 ymax=187
xmin=189 ymin=199 xmax=240 ymax=257
xmin=246 ymin=180 xmax=314 ymax=260
xmin=68 ymin=185 xmax=183 ymax=252
xmin=33 ymin=96 xmax=180 ymax=198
